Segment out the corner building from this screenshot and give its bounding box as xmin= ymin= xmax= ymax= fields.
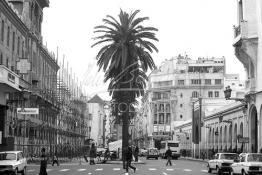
xmin=0 ymin=0 xmax=60 ymax=157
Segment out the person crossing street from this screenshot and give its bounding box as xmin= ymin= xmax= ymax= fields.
xmin=165 ymin=146 xmax=172 ymax=166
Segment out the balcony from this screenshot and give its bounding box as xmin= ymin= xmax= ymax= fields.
xmin=233 ymin=21 xmax=247 ymax=46
xmin=0 ymin=65 xmax=20 ymax=92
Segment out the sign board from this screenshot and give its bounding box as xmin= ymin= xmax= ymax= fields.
xmin=17 ymin=108 xmax=39 ymax=115
xmin=238 ymin=137 xmax=249 ymax=143
xmin=16 ymin=59 xmax=31 ymax=74
xmin=153 ymin=125 xmax=158 ymax=132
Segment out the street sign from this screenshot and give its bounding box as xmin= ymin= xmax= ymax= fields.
xmin=238 ymin=137 xmax=249 ymax=143
xmin=17 ymin=108 xmax=39 ymax=115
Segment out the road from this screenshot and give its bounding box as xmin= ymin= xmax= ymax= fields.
xmin=26 ymin=158 xmax=210 ymax=175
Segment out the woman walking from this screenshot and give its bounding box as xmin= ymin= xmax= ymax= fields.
xmin=39 ymin=148 xmax=48 ymax=175
xmin=125 ymin=146 xmax=136 ymax=173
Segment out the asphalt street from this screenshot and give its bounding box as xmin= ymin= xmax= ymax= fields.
xmin=26 ymin=158 xmax=211 ymax=175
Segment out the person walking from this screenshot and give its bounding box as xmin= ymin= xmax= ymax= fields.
xmin=134 ymin=146 xmax=139 ymax=162
xmin=89 ymin=143 xmax=97 ymax=165
xmin=165 ymin=146 xmax=172 ymax=166
xmin=39 ymin=148 xmax=48 ymax=175
xmin=52 ymin=154 xmax=59 ymax=166
xmin=125 ymin=146 xmax=136 ymax=173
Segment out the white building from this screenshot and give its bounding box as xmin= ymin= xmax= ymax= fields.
xmin=87 ymin=94 xmax=106 ymax=147
xmin=140 ymin=55 xmax=226 ymax=148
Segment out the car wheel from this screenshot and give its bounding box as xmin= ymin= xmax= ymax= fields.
xmin=217 ymin=167 xmax=222 ymax=175
xmin=21 ymin=167 xmax=26 ymax=175
xmin=242 ymin=170 xmax=247 ymax=175
xmin=229 ymin=169 xmax=234 ymax=175
xmin=13 ymin=168 xmax=18 ymax=175
xmin=207 ymin=164 xmax=212 ymax=173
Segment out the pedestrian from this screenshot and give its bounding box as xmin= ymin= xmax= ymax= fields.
xmin=134 ymin=146 xmax=139 ymax=162
xmin=39 ymin=148 xmax=48 ymax=175
xmin=125 ymin=146 xmax=136 ymax=173
xmin=89 ymin=143 xmax=97 ymax=165
xmin=165 ymin=146 xmax=172 ymax=166
xmin=52 ymin=154 xmax=59 ymax=166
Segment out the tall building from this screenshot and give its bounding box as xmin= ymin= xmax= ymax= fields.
xmin=140 ymin=55 xmax=226 ymax=148
xmin=233 ymin=0 xmax=262 ymax=153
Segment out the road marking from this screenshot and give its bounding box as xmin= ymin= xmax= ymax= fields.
xmin=125 ymin=173 xmax=129 ymax=175
xmin=77 ymin=169 xmax=86 ymax=171
xmin=46 ymin=169 xmax=52 ymax=172
xmin=113 ymin=168 xmax=121 ymax=171
xmin=95 ymin=168 xmax=103 ymax=171
xmin=88 ymin=173 xmax=92 ymax=175
xmin=163 ymin=172 xmax=168 ymax=175
xmin=149 ymin=168 xmax=157 ymax=171
xmin=60 ymin=169 xmax=70 ymax=172
xmin=184 ymin=169 xmax=192 ymax=172
xmin=27 ymin=169 xmax=35 ymax=172
xmin=201 ymin=170 xmax=208 ymax=172
xmin=166 ymin=168 xmax=174 ymax=171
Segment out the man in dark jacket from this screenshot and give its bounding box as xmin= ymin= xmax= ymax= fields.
xmin=165 ymin=146 xmax=172 ymax=166
xmin=125 ymin=146 xmax=136 ymax=173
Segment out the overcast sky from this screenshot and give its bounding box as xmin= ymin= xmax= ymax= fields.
xmin=42 ymin=0 xmax=245 ymax=98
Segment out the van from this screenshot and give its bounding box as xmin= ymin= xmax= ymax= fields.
xmin=159 ymin=140 xmax=180 ymax=159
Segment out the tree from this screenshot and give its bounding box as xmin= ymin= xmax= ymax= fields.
xmin=92 ymin=9 xmax=158 ymax=166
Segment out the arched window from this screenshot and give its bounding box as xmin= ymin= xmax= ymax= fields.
xmin=239 ymin=122 xmax=243 ymax=137
xmin=192 ymin=91 xmax=199 ymax=98
xmin=224 ymin=126 xmax=227 ymax=143
xmin=233 ymin=123 xmax=237 ymax=142
xmin=228 ymin=124 xmax=232 ymax=144
xmin=219 ymin=126 xmax=223 ymax=143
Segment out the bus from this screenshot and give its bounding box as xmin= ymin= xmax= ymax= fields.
xmin=159 ymin=140 xmax=180 ymax=159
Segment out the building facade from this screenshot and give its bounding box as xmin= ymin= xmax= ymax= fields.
xmin=233 ymin=0 xmax=262 ymax=153
xmin=139 ymin=55 xmax=226 ymax=148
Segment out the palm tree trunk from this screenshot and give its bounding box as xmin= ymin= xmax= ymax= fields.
xmin=122 ymin=106 xmax=129 ymax=168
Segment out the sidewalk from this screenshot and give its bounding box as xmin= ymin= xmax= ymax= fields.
xmin=179 ymin=156 xmax=209 ymax=163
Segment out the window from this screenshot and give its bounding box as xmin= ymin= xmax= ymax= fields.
xmin=7 ymin=26 xmax=10 ymax=46
xmin=180 ymin=93 xmax=183 ymax=98
xmin=192 ymin=91 xmax=199 ymax=98
xmin=154 ymin=114 xmax=157 ymax=124
xmin=180 ymin=104 xmax=183 ymax=108
xmin=12 ymin=31 xmax=15 ymax=52
xmin=22 ymin=41 xmax=24 ymax=57
xmin=205 ymin=79 xmax=211 ymax=85
xmin=6 ymin=57 xmax=9 ymax=68
xmin=178 ymin=80 xmax=184 ymax=85
xmin=191 ymin=79 xmax=201 ymax=85
xmin=180 ymin=115 xmax=183 ymax=119
xmin=166 ymin=113 xmax=171 ymax=124
xmin=17 ymin=36 xmax=20 ymax=55
xmin=215 ymin=79 xmax=222 ymax=85
xmin=208 ymin=91 xmax=213 ymax=98
xmin=1 ymin=20 xmax=4 ymax=42
xmin=159 ymin=113 xmax=164 ymax=124
xmin=215 ymin=91 xmax=219 ymax=97
xmin=0 ymin=53 xmax=2 ymax=65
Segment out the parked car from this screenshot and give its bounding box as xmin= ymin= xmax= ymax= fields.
xmin=0 ymin=151 xmax=27 ymax=175
xmin=146 ymin=148 xmax=159 ymax=160
xmin=207 ymin=153 xmax=238 ymax=175
xmin=139 ymin=149 xmax=148 ymax=157
xmin=230 ymin=153 xmax=262 ymax=175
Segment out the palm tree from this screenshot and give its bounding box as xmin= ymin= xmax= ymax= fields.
xmin=92 ymin=9 xmax=158 ymax=165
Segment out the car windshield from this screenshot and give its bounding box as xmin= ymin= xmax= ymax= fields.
xmin=220 ymin=154 xmax=237 ymax=160
xmin=247 ymin=154 xmax=262 ymax=162
xmin=168 ymin=143 xmax=179 ymax=147
xmin=0 ymin=153 xmax=16 ymax=160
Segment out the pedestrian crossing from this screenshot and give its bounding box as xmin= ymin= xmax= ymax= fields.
xmin=27 ymin=167 xmax=208 ymax=173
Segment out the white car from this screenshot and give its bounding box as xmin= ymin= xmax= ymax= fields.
xmin=0 ymin=151 xmax=27 ymax=175
xmin=207 ymin=153 xmax=238 ymax=175
xmin=230 ymin=153 xmax=262 ymax=175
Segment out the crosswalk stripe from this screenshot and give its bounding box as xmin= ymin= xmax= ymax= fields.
xmin=149 ymin=168 xmax=157 ymax=171
xmin=88 ymin=173 xmax=92 ymax=175
xmin=163 ymin=173 xmax=168 ymax=175
xmin=77 ymin=169 xmax=86 ymax=171
xmin=201 ymin=170 xmax=208 ymax=172
xmin=60 ymin=169 xmax=70 ymax=172
xmin=166 ymin=169 xmax=174 ymax=171
xmin=95 ymin=168 xmax=103 ymax=171
xmin=113 ymin=168 xmax=121 ymax=171
xmin=184 ymin=169 xmax=192 ymax=172
xmin=46 ymin=169 xmax=52 ymax=172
